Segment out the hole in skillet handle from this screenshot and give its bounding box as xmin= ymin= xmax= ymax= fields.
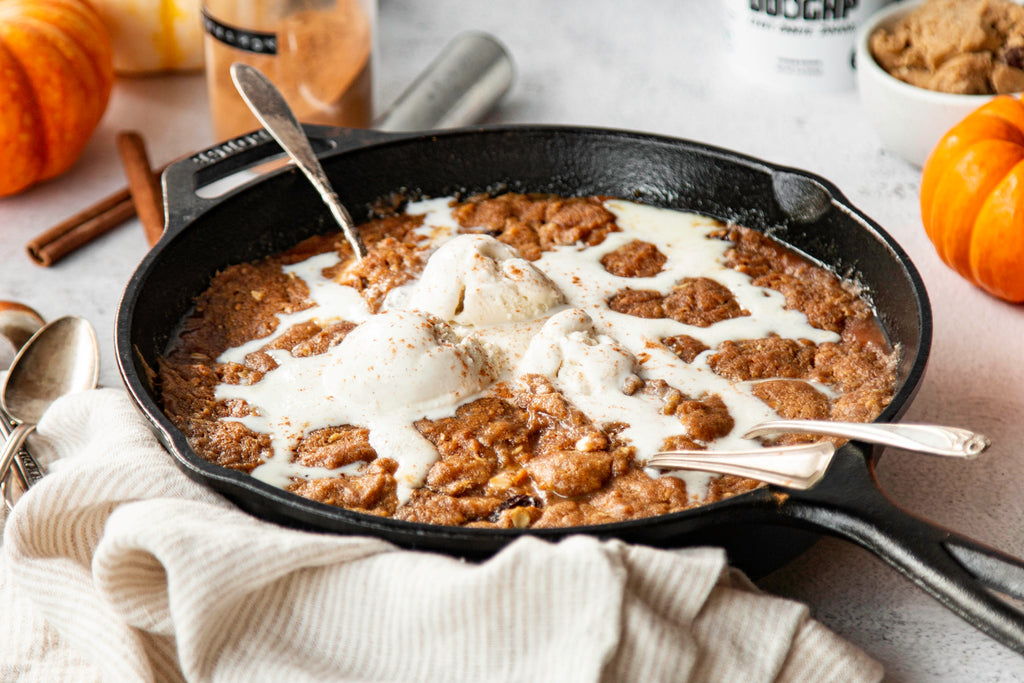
xmin=945 ymin=542 xmax=1024 ymax=605
xmin=778 ymin=440 xmax=1024 ymax=655
xmin=159 ymin=125 xmax=393 ymax=239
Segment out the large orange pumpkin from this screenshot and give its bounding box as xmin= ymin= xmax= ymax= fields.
xmin=0 ymin=0 xmax=114 ymax=196
xmin=920 ymin=95 xmax=1024 ymax=302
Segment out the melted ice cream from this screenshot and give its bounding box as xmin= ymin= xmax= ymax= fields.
xmin=214 ymin=198 xmax=842 ymax=501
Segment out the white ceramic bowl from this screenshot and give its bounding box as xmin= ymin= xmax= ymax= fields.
xmin=855 ymin=0 xmax=1012 ymax=167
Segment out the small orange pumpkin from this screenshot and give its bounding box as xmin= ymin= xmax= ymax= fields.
xmin=0 ymin=0 xmax=114 ymax=196
xmin=920 ymin=95 xmax=1024 ymax=302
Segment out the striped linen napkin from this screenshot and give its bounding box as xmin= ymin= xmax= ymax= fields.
xmin=0 ymin=388 xmax=882 ymax=682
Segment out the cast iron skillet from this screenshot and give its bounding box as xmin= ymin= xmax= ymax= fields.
xmin=116 ymin=124 xmax=1024 ymax=653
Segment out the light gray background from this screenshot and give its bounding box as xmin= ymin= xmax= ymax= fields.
xmin=1 ymin=2 xmax=1022 ymax=679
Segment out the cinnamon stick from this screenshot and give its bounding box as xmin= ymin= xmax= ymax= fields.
xmin=25 ymin=157 xmax=172 ymax=267
xmin=117 ymin=131 xmax=165 ymax=246
xmin=26 ymin=189 xmax=137 ymax=266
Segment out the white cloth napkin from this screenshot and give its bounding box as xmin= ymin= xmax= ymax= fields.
xmin=0 ymin=388 xmax=882 ymax=682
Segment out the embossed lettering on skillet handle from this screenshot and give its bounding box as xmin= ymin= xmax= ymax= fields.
xmin=160 ymin=125 xmax=394 ymax=238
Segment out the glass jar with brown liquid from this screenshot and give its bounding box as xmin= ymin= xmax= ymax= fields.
xmin=202 ymin=0 xmax=374 ymax=141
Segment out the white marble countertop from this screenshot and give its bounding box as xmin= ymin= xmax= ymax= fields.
xmin=2 ymin=1 xmax=1024 ymax=679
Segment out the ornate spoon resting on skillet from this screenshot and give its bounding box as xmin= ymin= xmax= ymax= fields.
xmin=229 ymin=62 xmax=369 ymax=261
xmin=646 ymin=420 xmax=991 ymax=489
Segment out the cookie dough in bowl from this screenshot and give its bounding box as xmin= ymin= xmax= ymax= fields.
xmin=856 ymin=0 xmax=1024 ymax=166
xmin=870 ymin=0 xmax=1024 ymax=95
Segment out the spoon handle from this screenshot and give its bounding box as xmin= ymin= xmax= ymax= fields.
xmin=0 ymin=411 xmax=20 ymax=490
xmin=0 ymin=423 xmax=34 ymax=485
xmin=12 ymin=445 xmax=43 ymax=487
xmin=742 ymin=420 xmax=990 ymax=458
xmin=645 ymin=441 xmax=836 ymax=490
xmin=0 ymin=409 xmax=40 ymax=489
xmin=229 ymin=62 xmax=369 ymax=261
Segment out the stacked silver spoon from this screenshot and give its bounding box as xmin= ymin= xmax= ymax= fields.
xmin=0 ymin=311 xmax=98 ymax=508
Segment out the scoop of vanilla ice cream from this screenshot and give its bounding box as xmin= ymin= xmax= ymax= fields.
xmin=339 ymin=309 xmax=495 ymax=413
xmin=518 ymin=308 xmax=638 ymax=395
xmin=216 ymin=309 xmax=495 ymax=433
xmin=399 ymin=234 xmax=564 ymax=326
xmin=215 ymin=309 xmax=495 ymax=499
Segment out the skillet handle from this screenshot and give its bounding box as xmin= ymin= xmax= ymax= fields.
xmin=160 ymin=125 xmax=393 ymax=238
xmin=780 ymin=443 xmax=1024 ymax=654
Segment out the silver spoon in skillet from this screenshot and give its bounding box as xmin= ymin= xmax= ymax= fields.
xmin=0 ymin=316 xmax=99 ymax=492
xmin=229 ymin=62 xmax=369 ymax=261
xmin=646 ymin=420 xmax=991 ymax=489
xmin=743 ymin=419 xmax=990 ymax=457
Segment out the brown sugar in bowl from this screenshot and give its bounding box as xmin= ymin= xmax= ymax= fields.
xmin=856 ymin=0 xmax=1023 ymax=166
